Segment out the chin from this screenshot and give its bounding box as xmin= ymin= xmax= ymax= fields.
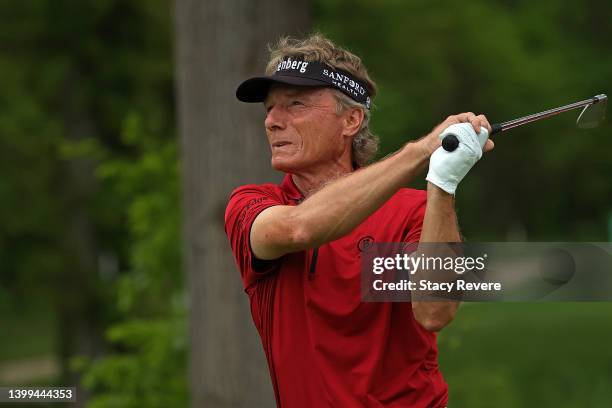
xmin=271 ymin=158 xmax=296 ymax=173
xmin=271 ymin=154 xmax=305 ymax=173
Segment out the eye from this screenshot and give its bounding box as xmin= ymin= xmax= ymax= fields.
xmin=291 ymin=100 xmax=304 ymax=106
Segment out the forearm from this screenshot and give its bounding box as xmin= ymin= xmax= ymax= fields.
xmin=419 ymin=183 xmax=461 ymax=243
xmin=295 ymin=142 xmax=428 ymax=246
xmin=411 ymin=182 xmax=461 ymax=331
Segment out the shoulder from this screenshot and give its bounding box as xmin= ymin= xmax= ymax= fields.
xmin=224 ymin=182 xmax=285 ymax=289
xmin=226 ymin=182 xmax=282 ymax=213
xmin=228 ymin=182 xmax=281 ymax=202
xmin=224 ymin=182 xmax=284 ymax=232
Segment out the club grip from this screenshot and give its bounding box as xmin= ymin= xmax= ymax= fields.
xmin=491 ymin=123 xmax=502 ymax=135
xmin=441 ymin=123 xmax=502 ymax=152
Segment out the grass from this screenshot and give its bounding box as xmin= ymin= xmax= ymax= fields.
xmin=439 ymin=303 xmax=612 ymax=407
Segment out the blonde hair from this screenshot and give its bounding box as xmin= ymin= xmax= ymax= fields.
xmin=266 ymin=33 xmax=379 ymax=168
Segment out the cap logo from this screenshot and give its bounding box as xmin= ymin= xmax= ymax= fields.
xmin=276 ymin=57 xmax=309 ymax=74
xmin=323 ymin=68 xmax=367 ymax=101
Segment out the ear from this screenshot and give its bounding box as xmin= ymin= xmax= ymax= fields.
xmin=342 ymin=107 xmax=365 ymax=139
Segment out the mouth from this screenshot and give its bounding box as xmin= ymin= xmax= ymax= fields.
xmin=272 ymin=141 xmax=291 ymax=148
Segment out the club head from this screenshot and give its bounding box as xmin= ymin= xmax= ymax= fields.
xmin=576 ymin=94 xmax=607 ymax=129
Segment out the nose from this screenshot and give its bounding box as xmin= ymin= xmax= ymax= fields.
xmin=265 ymin=104 xmax=287 ymax=132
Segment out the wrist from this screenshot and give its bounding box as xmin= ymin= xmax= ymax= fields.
xmin=416 ymin=131 xmax=441 ymax=158
xmin=427 ymin=182 xmax=455 ymax=200
xmin=401 ymin=140 xmax=430 ymax=167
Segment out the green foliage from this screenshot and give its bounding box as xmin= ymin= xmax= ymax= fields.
xmin=0 ymin=2 xmax=182 ymax=405
xmin=97 ymin=114 xmax=183 ymax=314
xmin=76 ymin=114 xmax=188 ymax=407
xmin=78 ymin=317 xmax=187 ymax=408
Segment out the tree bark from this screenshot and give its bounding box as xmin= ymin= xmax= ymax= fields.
xmin=174 ymin=1 xmax=311 ymax=406
xmin=57 ymin=67 xmax=106 ymax=408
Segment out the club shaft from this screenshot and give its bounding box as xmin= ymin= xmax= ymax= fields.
xmin=498 ymin=96 xmax=602 ymax=132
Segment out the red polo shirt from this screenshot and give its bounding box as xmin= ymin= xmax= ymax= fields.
xmin=225 ymin=174 xmax=448 ymax=408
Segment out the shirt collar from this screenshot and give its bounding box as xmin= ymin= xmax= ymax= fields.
xmin=279 ymin=173 xmax=304 ymax=202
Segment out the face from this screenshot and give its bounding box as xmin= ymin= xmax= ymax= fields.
xmin=263 ymin=85 xmax=350 ymax=173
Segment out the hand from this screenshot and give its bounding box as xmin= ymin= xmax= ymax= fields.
xmin=419 ymin=112 xmax=494 ymax=157
xmin=425 ymin=123 xmax=490 ymax=195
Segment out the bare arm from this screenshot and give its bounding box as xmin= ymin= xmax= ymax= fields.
xmin=411 ymin=183 xmax=462 ymax=332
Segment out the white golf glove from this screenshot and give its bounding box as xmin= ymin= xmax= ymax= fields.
xmin=426 ymin=123 xmax=489 ymax=195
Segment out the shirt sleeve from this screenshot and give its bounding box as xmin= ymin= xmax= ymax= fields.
xmin=224 ymin=185 xmax=284 ymax=290
xmin=402 ymin=189 xmax=427 ymax=243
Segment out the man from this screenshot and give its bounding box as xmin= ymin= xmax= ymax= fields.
xmin=225 ymin=33 xmax=493 ymax=407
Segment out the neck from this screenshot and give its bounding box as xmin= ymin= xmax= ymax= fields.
xmin=291 ymin=159 xmax=353 ymax=198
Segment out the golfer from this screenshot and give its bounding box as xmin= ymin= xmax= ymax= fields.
xmin=225 ymin=33 xmax=493 ymax=408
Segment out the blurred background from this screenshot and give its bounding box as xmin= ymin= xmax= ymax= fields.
xmin=0 ymin=0 xmax=610 ymax=407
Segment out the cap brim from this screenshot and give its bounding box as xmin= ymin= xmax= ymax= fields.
xmin=236 ymin=74 xmax=330 ymax=103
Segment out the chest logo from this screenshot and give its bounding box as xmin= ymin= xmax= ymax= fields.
xmin=357 ymin=236 xmax=375 ymax=252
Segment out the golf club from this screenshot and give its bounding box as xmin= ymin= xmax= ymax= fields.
xmin=441 ymin=94 xmax=608 ymax=152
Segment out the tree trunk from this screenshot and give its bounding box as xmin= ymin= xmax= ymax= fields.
xmin=57 ymin=67 xmax=106 ymax=408
xmin=174 ymin=1 xmax=311 ymax=407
